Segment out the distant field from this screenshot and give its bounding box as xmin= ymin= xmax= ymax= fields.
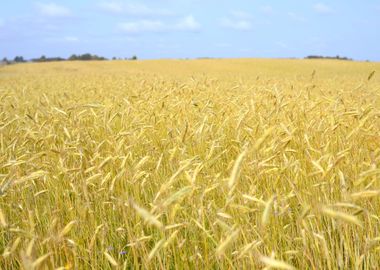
xmin=1 ymin=59 xmax=380 ymax=269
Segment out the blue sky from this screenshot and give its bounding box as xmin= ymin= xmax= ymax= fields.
xmin=1 ymin=0 xmax=379 ymax=60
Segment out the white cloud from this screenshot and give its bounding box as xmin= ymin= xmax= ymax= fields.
xmin=98 ymin=1 xmax=173 ymax=16
xmin=260 ymin=5 xmax=274 ymax=15
xmin=221 ymin=11 xmax=254 ymax=31
xmin=98 ymin=2 xmax=123 ymax=13
xmin=36 ymin=2 xmax=72 ymax=17
xmin=313 ymin=3 xmax=333 ymax=14
xmin=175 ymin=15 xmax=200 ymax=31
xmin=221 ymin=18 xmax=252 ymax=31
xmin=119 ymin=15 xmax=201 ymax=33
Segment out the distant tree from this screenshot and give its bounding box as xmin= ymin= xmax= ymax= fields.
xmin=305 ymin=55 xmax=352 ymax=61
xmin=69 ymin=54 xmax=78 ymax=61
xmin=81 ymin=53 xmax=92 ymax=60
xmin=130 ymin=55 xmax=138 ymax=60
xmin=14 ymin=56 xmax=25 ymax=63
xmin=32 ymin=55 xmax=66 ymax=62
xmin=2 ymin=57 xmax=9 ymax=64
xmin=67 ymin=53 xmax=107 ymax=61
xmin=112 ymin=57 xmax=117 ymax=60
xmin=32 ymin=55 xmax=47 ymax=62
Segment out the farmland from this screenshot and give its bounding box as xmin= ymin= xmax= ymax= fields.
xmin=1 ymin=59 xmax=380 ymax=269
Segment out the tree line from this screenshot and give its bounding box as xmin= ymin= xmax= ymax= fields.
xmin=305 ymin=55 xmax=352 ymax=61
xmin=1 ymin=54 xmax=138 ymax=65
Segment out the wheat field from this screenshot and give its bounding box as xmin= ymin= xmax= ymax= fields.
xmin=0 ymin=59 xmax=380 ymax=269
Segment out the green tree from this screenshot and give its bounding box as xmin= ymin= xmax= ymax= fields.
xmin=14 ymin=56 xmax=25 ymax=62
xmin=69 ymin=54 xmax=78 ymax=61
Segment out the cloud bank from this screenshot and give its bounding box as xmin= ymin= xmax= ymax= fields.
xmin=35 ymin=2 xmax=72 ymax=17
xmin=119 ymin=15 xmax=201 ymax=33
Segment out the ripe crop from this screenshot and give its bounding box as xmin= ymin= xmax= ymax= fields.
xmin=0 ymin=59 xmax=379 ymax=269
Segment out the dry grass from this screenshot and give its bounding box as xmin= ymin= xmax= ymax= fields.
xmin=0 ymin=59 xmax=380 ymax=269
